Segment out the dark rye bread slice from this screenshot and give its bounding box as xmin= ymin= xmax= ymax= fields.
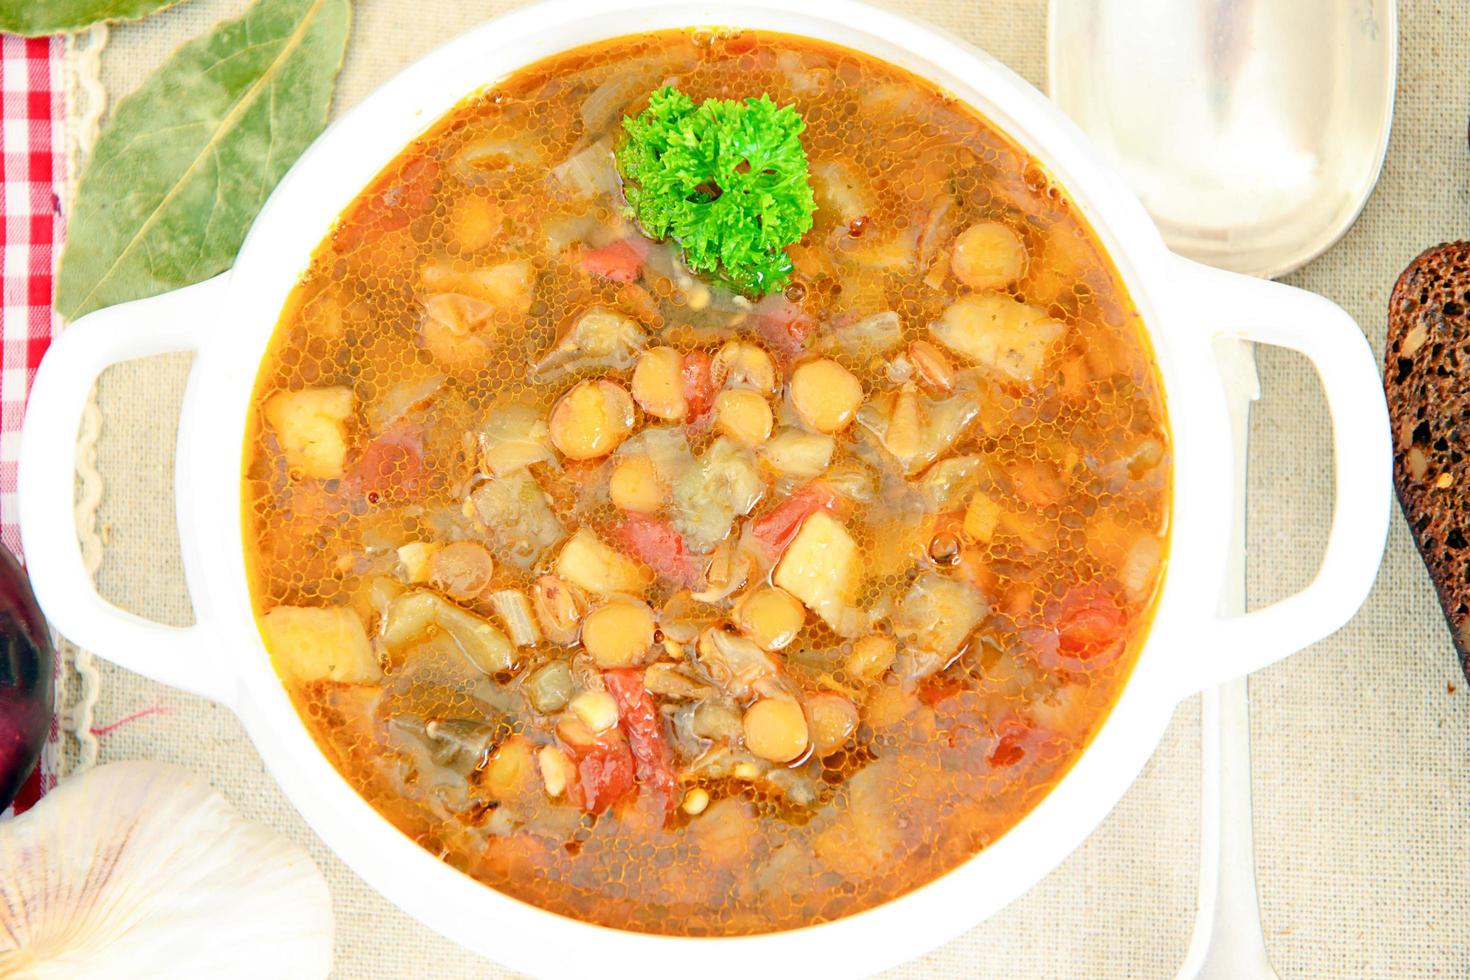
xmin=1386 ymin=241 xmax=1470 ymax=680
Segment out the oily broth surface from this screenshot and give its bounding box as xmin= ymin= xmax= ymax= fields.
xmin=243 ymin=30 xmax=1170 ymax=935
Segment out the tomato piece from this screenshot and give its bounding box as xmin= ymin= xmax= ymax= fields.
xmin=1026 ymin=586 xmax=1129 ymax=672
xmin=602 ymin=669 xmax=678 ymax=817
xmin=749 ymin=481 xmax=846 ymax=559
xmin=1056 ymin=587 xmax=1128 ymax=663
xmin=562 ymin=730 xmax=637 ymax=815
xmin=580 ymin=237 xmax=648 ymax=283
xmin=613 ymin=514 xmax=703 ymax=588
xmin=335 ymin=155 xmax=439 ymax=251
xmin=987 ymin=716 xmax=1070 ymax=769
xmin=680 ymin=350 xmax=716 ymax=420
xmin=341 ymin=426 xmax=425 ymax=505
xmin=752 ymin=297 xmax=815 ymax=359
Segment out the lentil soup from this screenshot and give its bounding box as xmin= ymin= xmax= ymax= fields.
xmin=243 ymin=29 xmax=1171 ymax=936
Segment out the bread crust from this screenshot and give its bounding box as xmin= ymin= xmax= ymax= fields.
xmin=1385 ymin=241 xmax=1470 ymax=680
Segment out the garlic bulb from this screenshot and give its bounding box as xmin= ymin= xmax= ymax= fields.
xmin=0 ymin=761 xmax=333 ymax=978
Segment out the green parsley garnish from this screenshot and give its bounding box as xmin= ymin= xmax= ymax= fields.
xmin=617 ymin=86 xmax=816 ymax=296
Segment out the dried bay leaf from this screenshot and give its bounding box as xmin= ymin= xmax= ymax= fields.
xmin=0 ymin=0 xmax=189 ymax=36
xmin=55 ymin=0 xmax=351 ymax=320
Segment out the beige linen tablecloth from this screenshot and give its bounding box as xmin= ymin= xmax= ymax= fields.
xmin=61 ymin=1 xmax=1468 ymax=976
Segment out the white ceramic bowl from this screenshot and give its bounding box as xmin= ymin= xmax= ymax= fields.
xmin=18 ymin=1 xmax=1391 ymax=976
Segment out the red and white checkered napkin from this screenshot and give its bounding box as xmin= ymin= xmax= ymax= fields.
xmin=0 ymin=33 xmax=67 ymax=812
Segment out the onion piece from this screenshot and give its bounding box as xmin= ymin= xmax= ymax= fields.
xmin=690 ymin=539 xmax=753 ymax=603
xmin=549 ymin=138 xmax=618 ymax=200
xmin=366 ymin=374 xmax=443 ymax=435
xmin=694 ymin=628 xmax=779 ymax=700
xmin=531 ymin=306 xmax=647 ymax=382
xmin=892 ymin=573 xmax=987 ymax=682
xmin=670 ymin=437 xmax=766 ymax=554
xmin=617 ymin=425 xmax=695 ymax=485
xmin=478 ymin=402 xmax=558 ymax=476
xmin=828 ymin=310 xmax=902 ymax=356
xmin=1121 ymin=534 xmax=1164 ymax=600
xmin=490 ymin=589 xmax=542 ymax=647
xmin=451 ymin=137 xmax=542 ymax=185
xmin=658 ymin=589 xmax=720 ymax=644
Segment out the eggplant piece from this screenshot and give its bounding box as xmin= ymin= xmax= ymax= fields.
xmin=0 ymin=544 xmax=54 ymax=810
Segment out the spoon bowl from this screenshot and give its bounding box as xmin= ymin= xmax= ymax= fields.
xmin=1049 ymin=0 xmax=1397 ymax=277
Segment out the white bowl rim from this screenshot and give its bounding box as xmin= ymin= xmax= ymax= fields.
xmin=16 ymin=0 xmax=1392 ymax=976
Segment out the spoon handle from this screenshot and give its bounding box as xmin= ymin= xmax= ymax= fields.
xmin=1176 ymin=338 xmax=1279 ymax=980
xmin=1182 ymin=680 xmax=1279 ymax=980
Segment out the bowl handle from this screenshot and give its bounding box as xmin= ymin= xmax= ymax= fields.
xmin=18 ymin=276 xmax=232 ymax=706
xmin=1169 ymin=257 xmax=1391 ymax=694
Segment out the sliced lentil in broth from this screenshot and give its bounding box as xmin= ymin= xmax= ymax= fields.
xmin=243 ymin=29 xmax=1170 ymax=936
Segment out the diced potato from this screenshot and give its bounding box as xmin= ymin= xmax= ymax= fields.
xmin=951 ymin=221 xmax=1027 ymax=289
xmin=1121 ymin=533 xmax=1163 ymax=601
xmin=631 ymin=346 xmax=687 ymax=420
xmin=863 ymin=683 xmax=919 ymax=729
xmin=759 ymin=429 xmax=835 ymax=481
xmin=811 ymin=159 xmax=873 ymax=226
xmin=810 ymin=762 xmax=899 ymax=873
xmin=693 ymin=798 xmax=759 ymax=868
xmin=789 ymin=358 xmax=863 ymax=434
xmin=609 ymin=455 xmax=666 ymax=513
xmin=538 ymin=745 xmax=575 ymax=798
xmin=548 ymin=379 xmax=635 ymax=460
xmin=420 ymin=315 xmax=492 ymax=371
xmin=423 ymin=293 xmax=496 ymax=336
xmin=263 ymin=386 xmax=353 ymax=480
xmin=448 ymin=193 xmax=503 ymax=254
xmin=1027 ymin=222 xmax=1100 ymax=308
xmin=930 ymin=293 xmax=1067 ymax=384
xmin=742 ymin=698 xmax=809 ymax=763
xmin=806 ymin=693 xmax=859 ymax=756
xmin=569 ymin=690 xmax=620 ymax=733
xmin=847 ymin=232 xmax=918 ymax=274
xmin=773 ymin=511 xmax=861 ymax=631
xmin=714 ymin=389 xmax=773 ymax=446
xmin=963 ymin=492 xmax=1001 ymax=542
xmin=396 ymin=541 xmax=440 ymax=584
xmin=580 ymin=598 xmax=656 ymax=668
xmin=733 ymin=587 xmax=805 ymax=651
xmin=845 ymin=634 xmax=896 ymax=682
xmin=421 ymin=258 xmax=533 ymax=314
xmin=554 ymin=528 xmax=653 ymax=595
xmin=261 ymin=605 xmax=379 ymax=684
xmin=712 ymin=341 xmax=778 ymax=393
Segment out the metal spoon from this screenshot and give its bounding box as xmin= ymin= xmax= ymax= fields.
xmin=1047 ymin=2 xmax=1396 ymax=978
